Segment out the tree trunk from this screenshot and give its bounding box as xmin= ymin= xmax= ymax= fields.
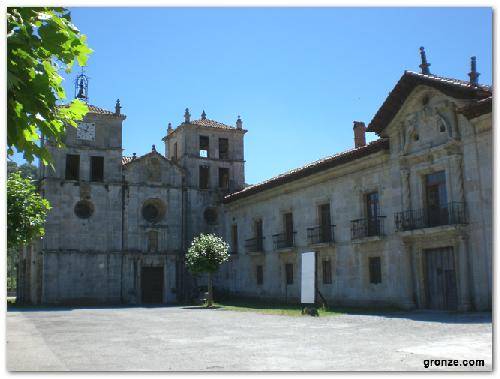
xmin=207 ymin=272 xmax=213 ymax=307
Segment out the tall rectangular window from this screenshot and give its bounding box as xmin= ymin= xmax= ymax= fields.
xmin=90 ymin=156 xmax=104 ymax=182
xmin=65 ymin=154 xmax=80 ymax=180
xmin=219 ymin=138 xmax=229 ymax=159
xmin=173 ymin=142 xmax=178 ymax=160
xmin=322 ymin=260 xmax=332 ymax=284
xmin=319 ymin=203 xmax=332 ymax=242
xmin=256 ymin=265 xmax=263 ymax=285
xmin=425 ymin=171 xmax=448 ymax=226
xmin=285 ymin=263 xmax=294 ymax=285
xmin=219 ymin=167 xmax=229 ymax=189
xmin=231 ymin=224 xmax=238 ymax=254
xmin=369 ymin=257 xmax=382 ymax=284
xmin=255 ymin=219 xmax=263 ymax=251
xmin=284 ymin=212 xmax=294 ymax=246
xmin=366 ymin=192 xmax=379 ymax=236
xmin=199 ymin=165 xmax=209 ymax=189
xmin=199 ymin=136 xmax=209 ymax=158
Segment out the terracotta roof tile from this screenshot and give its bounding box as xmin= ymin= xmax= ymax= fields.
xmin=190 ymin=118 xmax=235 ymax=129
xmin=457 ymin=96 xmax=493 ymax=119
xmin=223 ymin=139 xmax=389 ymax=204
xmin=367 ymin=71 xmax=492 ymax=135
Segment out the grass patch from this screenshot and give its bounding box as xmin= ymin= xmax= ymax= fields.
xmin=214 ymin=299 xmax=404 ymax=317
xmin=214 ymin=299 xmax=344 ymax=317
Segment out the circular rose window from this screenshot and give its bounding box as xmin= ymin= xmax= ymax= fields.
xmin=74 ymin=200 xmax=94 ymax=219
xmin=142 ymin=199 xmax=166 ymax=223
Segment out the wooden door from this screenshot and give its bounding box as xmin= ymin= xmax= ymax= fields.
xmin=424 ymin=247 xmax=458 ymax=310
xmin=141 ymin=267 xmax=164 ymax=304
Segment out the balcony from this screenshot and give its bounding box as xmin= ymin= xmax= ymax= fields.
xmin=272 ymin=232 xmax=296 ymax=250
xmin=307 ymin=225 xmax=335 ymax=245
xmin=245 ymin=237 xmax=265 ymax=253
xmin=394 ymin=202 xmax=467 ymax=232
xmin=351 ymin=216 xmax=386 ymax=240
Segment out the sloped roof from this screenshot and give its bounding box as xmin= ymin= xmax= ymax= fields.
xmin=367 ymin=71 xmax=492 ymax=135
xmin=223 ymin=139 xmax=390 ymax=204
xmin=190 ymin=118 xmax=236 ymax=129
xmin=122 ymin=150 xmax=168 ymax=166
xmin=457 ymin=96 xmax=493 ymax=120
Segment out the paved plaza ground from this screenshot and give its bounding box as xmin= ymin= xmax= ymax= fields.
xmin=6 ymin=306 xmax=492 ymax=371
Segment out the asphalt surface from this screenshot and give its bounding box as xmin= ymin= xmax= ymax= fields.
xmin=6 ymin=306 xmax=492 ymax=371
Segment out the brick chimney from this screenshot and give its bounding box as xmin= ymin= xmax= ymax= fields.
xmin=353 ymin=121 xmax=366 ymax=148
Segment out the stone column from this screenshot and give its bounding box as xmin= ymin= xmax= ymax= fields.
xmin=412 ymin=247 xmax=425 ymax=308
xmin=456 ymin=235 xmax=471 ymax=311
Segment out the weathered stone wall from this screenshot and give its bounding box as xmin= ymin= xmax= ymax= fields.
xmin=217 ymin=87 xmax=492 ymax=311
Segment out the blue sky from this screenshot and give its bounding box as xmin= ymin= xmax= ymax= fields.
xmin=23 ymin=7 xmax=494 ymax=185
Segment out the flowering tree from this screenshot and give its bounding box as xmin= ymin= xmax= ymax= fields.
xmin=186 ymin=234 xmax=230 ymax=307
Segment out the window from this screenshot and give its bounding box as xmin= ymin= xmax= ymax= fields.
xmin=369 ymin=257 xmax=382 ymax=284
xmin=322 ymin=260 xmax=332 ymax=284
xmin=366 ymin=192 xmax=380 ymax=237
xmin=199 ymin=136 xmax=209 ymax=158
xmin=65 ymin=154 xmax=80 ymax=180
xmin=90 ymin=156 xmax=104 ymax=182
xmin=255 ymin=219 xmax=263 ymax=251
xmin=219 ymin=138 xmax=229 ymax=159
xmin=219 ymin=167 xmax=229 ymax=189
xmin=74 ymin=200 xmax=94 ymax=219
xmin=285 ymin=263 xmax=294 ymax=285
xmin=284 ymin=212 xmax=294 ymax=245
xmin=231 ymin=224 xmax=238 ymax=254
xmin=147 ymin=230 xmax=158 ymax=252
xmin=256 ymin=265 xmax=263 ymax=285
xmin=319 ymin=203 xmax=332 ymax=242
xmin=199 ymin=165 xmax=209 ymax=189
xmin=173 ymin=142 xmax=178 ymax=160
xmin=425 ymin=171 xmax=448 ymax=226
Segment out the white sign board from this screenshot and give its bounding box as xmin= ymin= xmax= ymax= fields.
xmin=301 ymin=252 xmax=315 ymax=304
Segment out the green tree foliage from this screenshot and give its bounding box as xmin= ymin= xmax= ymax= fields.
xmin=7 ymin=172 xmax=51 ymax=249
xmin=7 ymin=7 xmax=92 ymax=164
xmin=7 ymin=160 xmax=38 ymax=179
xmin=186 ymin=234 xmax=230 ymax=307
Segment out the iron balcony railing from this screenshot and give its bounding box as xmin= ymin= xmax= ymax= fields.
xmin=272 ymin=231 xmax=297 ymax=250
xmin=351 ymin=216 xmax=386 ymax=240
xmin=307 ymin=225 xmax=335 ymax=245
xmin=394 ymin=202 xmax=467 ymax=232
xmin=245 ymin=236 xmax=265 ymax=253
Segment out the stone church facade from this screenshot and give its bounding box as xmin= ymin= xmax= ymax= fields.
xmin=18 ymin=54 xmax=492 ymax=311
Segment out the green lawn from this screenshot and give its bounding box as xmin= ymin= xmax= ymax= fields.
xmin=214 ymin=299 xmax=403 ymax=317
xmin=214 ymin=300 xmax=343 ymax=317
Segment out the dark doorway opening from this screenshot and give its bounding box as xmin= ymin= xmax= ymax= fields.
xmin=141 ymin=266 xmax=164 ymax=304
xmin=424 ymin=247 xmax=458 ymax=310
